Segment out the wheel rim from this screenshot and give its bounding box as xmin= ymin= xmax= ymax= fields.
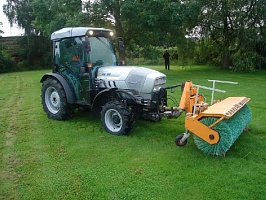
xmin=105 ymin=109 xmax=122 ymax=132
xmin=45 ymin=86 xmax=60 ymax=114
xmin=177 ymin=139 xmax=183 ymax=145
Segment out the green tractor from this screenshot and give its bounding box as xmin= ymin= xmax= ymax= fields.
xmin=41 ymin=27 xmax=178 ymax=135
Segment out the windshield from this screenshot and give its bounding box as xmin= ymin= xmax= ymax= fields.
xmin=88 ymin=37 xmax=117 ymax=67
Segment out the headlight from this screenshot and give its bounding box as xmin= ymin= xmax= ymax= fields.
xmin=155 ymin=77 xmax=166 ymax=86
xmin=153 ymin=77 xmax=166 ymax=92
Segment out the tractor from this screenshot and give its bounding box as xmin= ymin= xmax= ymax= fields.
xmin=41 ymin=27 xmax=251 ymax=156
xmin=40 ymin=27 xmax=176 ymax=135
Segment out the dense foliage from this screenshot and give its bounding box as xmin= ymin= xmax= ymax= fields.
xmin=1 ymin=0 xmax=266 ymax=72
xmin=195 ymin=0 xmax=266 ymax=70
xmin=0 ymin=44 xmax=16 ymax=73
xmin=15 ymin=36 xmax=53 ymax=71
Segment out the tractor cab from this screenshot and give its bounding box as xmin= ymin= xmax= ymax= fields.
xmin=50 ymin=27 xmax=119 ymax=104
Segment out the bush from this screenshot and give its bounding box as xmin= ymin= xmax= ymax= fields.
xmin=16 ymin=35 xmax=52 ymax=70
xmin=231 ymin=50 xmax=265 ymax=71
xmin=0 ymin=45 xmax=16 ymax=73
xmin=193 ymin=39 xmax=220 ymax=66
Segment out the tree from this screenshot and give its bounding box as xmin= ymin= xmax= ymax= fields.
xmin=83 ymin=0 xmax=125 ymax=62
xmin=84 ymin=0 xmax=201 ymax=63
xmin=3 ymin=0 xmax=87 ymax=37
xmin=0 ymin=22 xmax=4 ymax=35
xmin=3 ymin=0 xmax=34 ymax=35
xmin=2 ymin=1 xmax=50 ymax=70
xmin=32 ymin=0 xmax=86 ymax=36
xmin=192 ymin=0 xmax=266 ymax=70
xmin=121 ymin=0 xmax=189 ymax=47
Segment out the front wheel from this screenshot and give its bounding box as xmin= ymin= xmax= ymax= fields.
xmin=101 ymin=101 xmax=133 ymax=135
xmin=41 ymin=78 xmax=75 ymax=120
xmin=175 ymin=134 xmax=188 ymax=147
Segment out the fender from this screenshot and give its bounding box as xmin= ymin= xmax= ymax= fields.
xmin=91 ymin=88 xmax=117 ymax=116
xmin=40 ymin=73 xmax=75 ymax=104
xmin=91 ymin=88 xmax=143 ymax=116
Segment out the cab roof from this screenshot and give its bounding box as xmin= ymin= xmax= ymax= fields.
xmin=51 ymin=27 xmax=113 ymax=40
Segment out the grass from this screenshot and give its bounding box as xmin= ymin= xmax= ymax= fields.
xmin=0 ymin=65 xmax=266 ymax=199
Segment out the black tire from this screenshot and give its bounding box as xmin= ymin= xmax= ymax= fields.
xmin=101 ymin=101 xmax=133 ymax=135
xmin=41 ymin=78 xmax=75 ymax=120
xmin=175 ymin=134 xmax=188 ymax=147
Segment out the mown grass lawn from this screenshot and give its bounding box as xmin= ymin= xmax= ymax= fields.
xmin=0 ymin=65 xmax=265 ymax=199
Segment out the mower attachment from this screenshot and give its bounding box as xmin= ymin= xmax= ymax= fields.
xmin=175 ymin=80 xmax=252 ymax=156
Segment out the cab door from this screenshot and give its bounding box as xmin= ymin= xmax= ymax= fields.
xmin=54 ymin=37 xmax=91 ymax=104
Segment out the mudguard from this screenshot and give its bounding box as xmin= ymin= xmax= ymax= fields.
xmin=40 ymin=73 xmax=75 ymax=104
xmin=91 ymin=88 xmax=142 ymax=116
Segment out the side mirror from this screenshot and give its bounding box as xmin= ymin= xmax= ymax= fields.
xmin=118 ymin=40 xmax=124 ymax=51
xmin=82 ymin=40 xmax=91 ymax=52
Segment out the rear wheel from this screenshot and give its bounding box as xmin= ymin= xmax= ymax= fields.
xmin=41 ymin=78 xmax=75 ymax=120
xmin=101 ymin=101 xmax=133 ymax=135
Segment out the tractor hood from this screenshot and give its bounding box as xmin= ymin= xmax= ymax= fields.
xmin=97 ymin=66 xmax=166 ymax=94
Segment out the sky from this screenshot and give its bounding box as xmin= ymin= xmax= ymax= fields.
xmin=0 ymin=0 xmax=24 ymax=37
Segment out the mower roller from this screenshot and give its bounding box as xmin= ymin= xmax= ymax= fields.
xmin=174 ymin=80 xmax=251 ymax=156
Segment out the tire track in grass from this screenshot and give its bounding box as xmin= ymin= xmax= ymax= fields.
xmin=0 ymin=74 xmax=24 ymax=199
